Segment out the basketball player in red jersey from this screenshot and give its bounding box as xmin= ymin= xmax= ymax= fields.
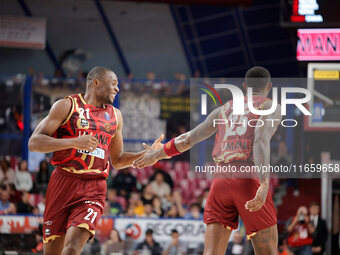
xmin=29 ymin=66 xmax=162 ymax=255
xmin=134 ymin=66 xmax=281 ymax=255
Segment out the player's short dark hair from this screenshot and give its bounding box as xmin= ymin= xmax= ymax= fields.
xmin=86 ymin=66 xmax=113 ymax=85
xmin=171 ymin=229 xmax=178 ymax=234
xmin=245 ymin=66 xmax=271 ymax=90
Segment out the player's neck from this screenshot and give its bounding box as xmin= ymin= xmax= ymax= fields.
xmin=246 ymin=91 xmax=265 ymax=96
xmin=83 ymin=93 xmax=104 ymax=108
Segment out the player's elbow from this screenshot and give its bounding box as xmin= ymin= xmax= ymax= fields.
xmin=28 ymin=136 xmax=38 ymax=152
xmin=110 ymin=157 xmax=124 ymax=170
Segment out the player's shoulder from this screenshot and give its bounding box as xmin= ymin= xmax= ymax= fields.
xmin=48 ymin=97 xmax=73 ymax=120
xmin=51 ymin=97 xmax=72 ymax=110
xmin=262 ymin=99 xmax=281 ymax=112
xmin=112 ymin=107 xmax=122 ymax=116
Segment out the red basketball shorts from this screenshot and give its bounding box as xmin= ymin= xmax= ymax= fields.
xmin=43 ymin=168 xmax=107 ymax=243
xmin=203 ymin=169 xmax=277 ymax=239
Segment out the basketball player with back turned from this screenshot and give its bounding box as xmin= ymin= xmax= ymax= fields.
xmin=134 ymin=66 xmax=281 ymax=255
xmin=29 ymin=66 xmax=162 ymax=255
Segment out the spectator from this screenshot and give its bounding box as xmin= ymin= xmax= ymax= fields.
xmin=36 ymin=160 xmax=50 ymax=193
xmin=308 ymin=202 xmax=328 ymax=255
xmin=225 ymin=231 xmax=244 ymax=255
xmin=142 ymin=183 xmax=155 ymax=204
xmin=272 ymin=141 xmax=298 ymax=196
xmin=167 ymin=204 xmax=181 ymax=218
xmin=37 ymin=193 xmax=45 ymax=215
xmin=32 ymin=230 xmax=43 ymax=253
xmin=129 ymin=191 xmax=144 ymax=216
xmin=17 ymin=191 xmax=33 ymax=214
xmin=124 ymin=203 xmax=136 ymax=217
xmin=278 ymin=235 xmax=294 ymax=255
xmin=134 ymin=229 xmax=162 ymax=255
xmin=272 ymin=141 xmax=292 ymax=166
xmin=0 ymin=157 xmax=15 ymax=185
xmin=149 ymin=168 xmax=174 ymax=190
xmin=107 ymin=189 xmax=123 ymax=216
xmin=163 ymin=229 xmax=187 ymax=255
xmin=8 ymin=183 xmax=22 ymax=204
xmin=103 ymin=201 xmax=111 ymax=216
xmin=32 ymin=206 xmax=40 ymax=215
xmin=184 ymin=203 xmax=203 ymax=220
xmin=82 ymin=237 xmax=101 ymax=255
xmin=165 ymin=192 xmax=186 ymax=218
xmin=103 ymin=229 xmax=125 ymax=255
xmin=201 ymin=188 xmax=210 ymax=210
xmin=0 ymin=185 xmax=16 ymax=214
xmin=152 ymin=196 xmax=164 ymax=217
xmin=121 ymin=73 xmax=135 ymax=91
xmin=287 ymin=206 xmax=313 ymax=255
xmin=150 ymin=172 xmax=171 ymax=198
xmin=15 ymin=160 xmax=33 ymax=192
xmin=142 ymin=202 xmax=159 ymax=218
xmin=111 ymin=168 xmax=136 ymax=199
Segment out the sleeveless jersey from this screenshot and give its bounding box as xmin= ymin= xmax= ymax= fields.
xmin=212 ymin=95 xmax=270 ymax=164
xmin=51 ymin=94 xmax=117 ymax=178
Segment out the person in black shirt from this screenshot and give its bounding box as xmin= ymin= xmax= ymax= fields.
xmin=111 ymin=168 xmax=136 ymax=199
xmin=309 ymin=202 xmax=328 ymax=255
xmin=134 ymin=229 xmax=162 ymax=255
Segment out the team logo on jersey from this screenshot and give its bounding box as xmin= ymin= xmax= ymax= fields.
xmin=104 ymin=112 xmax=110 ymax=121
xmin=104 ymin=123 xmax=111 ymax=132
xmin=45 ymin=228 xmax=51 ymax=236
xmin=77 ymin=118 xmax=89 ymax=129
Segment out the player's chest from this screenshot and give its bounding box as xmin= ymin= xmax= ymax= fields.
xmin=70 ymin=107 xmax=116 ymax=143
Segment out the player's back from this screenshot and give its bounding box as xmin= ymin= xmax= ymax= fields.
xmin=212 ymin=95 xmax=270 ymax=165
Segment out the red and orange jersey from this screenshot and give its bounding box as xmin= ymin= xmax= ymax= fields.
xmin=212 ymin=95 xmax=270 ymax=164
xmin=51 ymin=94 xmax=117 ymax=178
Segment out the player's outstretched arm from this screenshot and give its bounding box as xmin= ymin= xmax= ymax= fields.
xmin=109 ymin=108 xmax=163 ymax=170
xmin=133 ymin=106 xmax=222 ymax=168
xmin=245 ymin=102 xmax=282 ymax=212
xmin=28 ymin=98 xmax=98 ymax=153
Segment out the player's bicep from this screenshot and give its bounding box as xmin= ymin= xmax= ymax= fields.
xmin=190 ymin=106 xmax=221 ymax=145
xmin=32 ymin=98 xmax=72 ymax=137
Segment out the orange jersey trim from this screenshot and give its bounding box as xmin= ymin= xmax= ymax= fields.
xmin=247 ymin=232 xmax=257 ymax=240
xmin=43 ymin=234 xmax=63 ymax=243
xmin=77 ymin=223 xmax=95 ymax=235
xmin=61 ymin=97 xmax=75 ymax=126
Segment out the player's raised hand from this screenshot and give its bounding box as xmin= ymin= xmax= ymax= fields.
xmin=133 ymin=149 xmax=159 ymax=168
xmin=245 ymin=183 xmax=269 ymax=212
xmin=142 ymin=133 xmax=164 ymax=150
xmin=74 ymin=134 xmax=98 ymax=152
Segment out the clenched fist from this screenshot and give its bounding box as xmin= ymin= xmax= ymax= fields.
xmin=74 ymin=134 xmax=98 ymax=152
